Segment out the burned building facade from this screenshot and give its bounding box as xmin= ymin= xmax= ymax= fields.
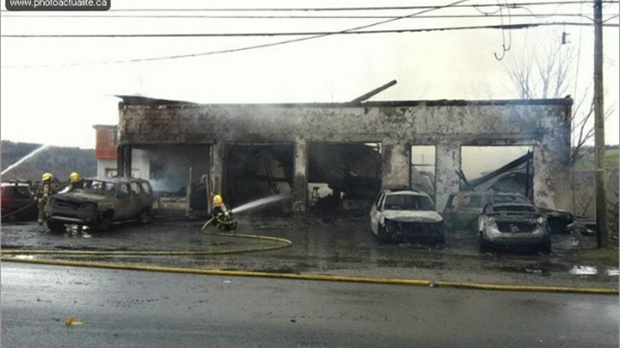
xmin=116 ymin=96 xmax=572 ymax=215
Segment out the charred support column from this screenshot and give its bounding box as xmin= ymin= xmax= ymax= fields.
xmin=209 ymin=142 xmax=224 ymax=213
xmin=381 ymin=142 xmax=409 ymax=187
xmin=123 ymin=146 xmax=132 ymax=178
xmin=117 ymin=145 xmax=132 ymax=178
xmin=292 ymin=137 xmax=308 ymax=214
xmin=435 ymin=144 xmax=460 ymax=211
xmin=117 ymin=145 xmax=126 ymax=178
xmin=533 ymin=140 xmax=571 ymax=211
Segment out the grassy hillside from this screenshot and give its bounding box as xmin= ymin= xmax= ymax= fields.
xmin=1 ymin=141 xmax=96 ymax=182
xmin=572 ymin=147 xmax=619 ymax=172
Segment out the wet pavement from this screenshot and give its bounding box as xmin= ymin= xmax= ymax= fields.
xmin=1 ymin=216 xmax=618 ymax=289
xmin=3 ymin=262 xmax=618 ymax=348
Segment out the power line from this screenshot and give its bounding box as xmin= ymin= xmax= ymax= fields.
xmin=2 ymin=22 xmax=617 ymax=38
xmin=1 ymin=1 xmax=614 ymax=12
xmin=1 ymin=0 xmax=471 ymax=68
xmin=0 ymin=13 xmax=615 ymax=20
xmin=2 ymin=21 xmax=616 ymax=69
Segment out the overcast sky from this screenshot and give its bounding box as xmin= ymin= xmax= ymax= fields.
xmin=1 ymin=0 xmax=619 ymax=150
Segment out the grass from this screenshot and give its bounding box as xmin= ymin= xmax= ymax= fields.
xmin=577 ymin=246 xmax=619 ymax=266
xmin=572 ymin=148 xmax=619 ymax=172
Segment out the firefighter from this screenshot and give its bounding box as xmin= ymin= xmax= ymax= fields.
xmin=212 ymin=194 xmax=237 ymax=231
xmin=59 ymin=172 xmax=84 ymax=194
xmin=35 ymin=172 xmax=58 ymax=226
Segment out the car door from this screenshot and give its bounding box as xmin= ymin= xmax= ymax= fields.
xmin=369 ymin=193 xmax=384 ymax=235
xmin=459 ymin=194 xmax=485 ymax=231
xmin=115 ymin=183 xmax=135 ymax=220
xmin=139 ymin=181 xmax=155 ymax=209
xmin=129 ymin=182 xmax=143 ymax=218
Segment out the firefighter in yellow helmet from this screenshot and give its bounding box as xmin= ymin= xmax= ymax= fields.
xmin=34 ymin=172 xmax=58 ymax=225
xmin=60 ymin=172 xmax=84 ymax=194
xmin=211 ymin=194 xmax=237 ymax=231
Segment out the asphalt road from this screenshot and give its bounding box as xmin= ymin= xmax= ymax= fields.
xmin=1 ymin=263 xmax=618 ymax=348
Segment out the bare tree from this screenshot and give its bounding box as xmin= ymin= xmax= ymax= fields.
xmin=503 ymin=30 xmax=616 ymax=165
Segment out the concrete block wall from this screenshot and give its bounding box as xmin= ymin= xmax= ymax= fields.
xmin=118 ymin=98 xmax=572 ymax=212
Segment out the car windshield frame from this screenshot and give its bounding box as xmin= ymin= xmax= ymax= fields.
xmin=489 ymin=204 xmax=538 ymax=214
xmin=80 ymin=180 xmax=117 ymax=197
xmin=382 ymin=193 xmax=435 ymax=211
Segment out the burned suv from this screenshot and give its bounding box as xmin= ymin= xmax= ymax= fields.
xmin=1 ymin=180 xmax=38 ymax=222
xmin=370 ymin=186 xmax=444 ymax=245
xmin=44 ymin=177 xmax=155 ymax=233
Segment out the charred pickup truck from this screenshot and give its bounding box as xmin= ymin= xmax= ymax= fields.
xmin=370 ymin=186 xmax=445 ymax=245
xmin=44 ymin=177 xmax=155 ymax=233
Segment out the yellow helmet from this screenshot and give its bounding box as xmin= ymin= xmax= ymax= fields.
xmin=70 ymin=172 xmax=80 ymax=182
xmin=42 ymin=172 xmax=52 ymax=181
xmin=213 ymin=194 xmax=223 ymax=205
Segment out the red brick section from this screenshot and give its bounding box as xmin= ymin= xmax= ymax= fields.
xmin=95 ymin=128 xmax=117 ymax=159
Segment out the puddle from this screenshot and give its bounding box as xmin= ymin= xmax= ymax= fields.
xmin=569 ymin=265 xmax=619 ymax=276
xmin=13 ymin=255 xmax=35 ymax=260
xmin=552 ymin=237 xmax=579 ymax=250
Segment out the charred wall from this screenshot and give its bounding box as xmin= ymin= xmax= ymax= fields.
xmin=118 ymin=99 xmax=572 ymax=212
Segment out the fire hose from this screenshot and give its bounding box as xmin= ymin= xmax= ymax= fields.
xmin=1 ymin=201 xmax=38 ymax=220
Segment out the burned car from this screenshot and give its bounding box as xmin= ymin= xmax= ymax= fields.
xmin=477 ymin=201 xmax=551 ymax=253
xmin=370 ymin=187 xmax=444 ymax=245
xmin=1 ymin=180 xmax=38 ymax=222
xmin=44 ymin=177 xmax=155 ymax=233
xmin=443 ymin=191 xmax=573 ymax=234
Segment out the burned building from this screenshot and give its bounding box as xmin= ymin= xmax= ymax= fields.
xmin=115 ymin=95 xmax=572 ymax=216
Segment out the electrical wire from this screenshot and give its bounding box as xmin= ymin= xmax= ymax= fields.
xmin=2 ymin=22 xmax=617 ymax=69
xmin=0 ymin=0 xmax=470 ymax=68
xmin=0 ymin=13 xmax=612 ymax=20
xmin=1 ymin=0 xmax=472 ymax=40
xmin=3 ymin=22 xmax=616 ymax=39
xmin=1 ymin=1 xmax=614 ymax=12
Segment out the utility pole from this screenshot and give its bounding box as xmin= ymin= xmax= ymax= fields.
xmin=594 ymin=0 xmax=608 ymax=248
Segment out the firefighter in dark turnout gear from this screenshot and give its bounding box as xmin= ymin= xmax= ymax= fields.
xmin=35 ymin=172 xmax=58 ymax=225
xmin=212 ymin=194 xmax=237 ymax=231
xmin=59 ymin=172 xmax=84 ymax=194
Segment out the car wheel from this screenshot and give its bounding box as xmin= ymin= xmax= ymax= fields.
xmin=97 ymin=216 xmax=113 ymax=233
xmin=436 ymin=232 xmax=446 ymax=246
xmin=539 ymin=238 xmax=552 ymax=254
xmin=479 ymin=235 xmax=492 ymax=253
xmin=377 ymin=224 xmax=390 ymax=244
xmin=138 ymin=209 xmax=151 ymax=225
xmin=47 ymin=220 xmax=65 ymax=234
xmin=467 ymin=219 xmax=478 ymax=233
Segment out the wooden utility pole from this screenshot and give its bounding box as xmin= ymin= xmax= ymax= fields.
xmin=594 ymin=0 xmax=608 ymax=248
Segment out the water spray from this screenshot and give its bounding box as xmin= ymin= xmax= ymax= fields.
xmin=230 ymin=194 xmax=290 ymax=214
xmin=1 ymin=145 xmax=49 ymax=176
xmin=202 ymin=194 xmax=290 ymax=231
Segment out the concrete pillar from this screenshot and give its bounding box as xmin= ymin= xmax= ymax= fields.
xmin=123 ymin=146 xmax=132 ymax=177
xmin=209 ymin=142 xmax=224 ymax=210
xmin=117 ymin=145 xmax=125 ymax=178
xmin=381 ymin=142 xmax=409 ymax=187
xmin=292 ymin=138 xmax=308 ymax=214
xmin=533 ymin=142 xmax=571 ymax=210
xmin=435 ymin=144 xmax=461 ymax=212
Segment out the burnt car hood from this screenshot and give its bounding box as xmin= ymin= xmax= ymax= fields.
xmin=55 ymin=192 xmax=108 ymax=203
xmin=383 ymin=210 xmax=443 ymax=223
xmin=537 ymin=206 xmax=574 ymax=220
